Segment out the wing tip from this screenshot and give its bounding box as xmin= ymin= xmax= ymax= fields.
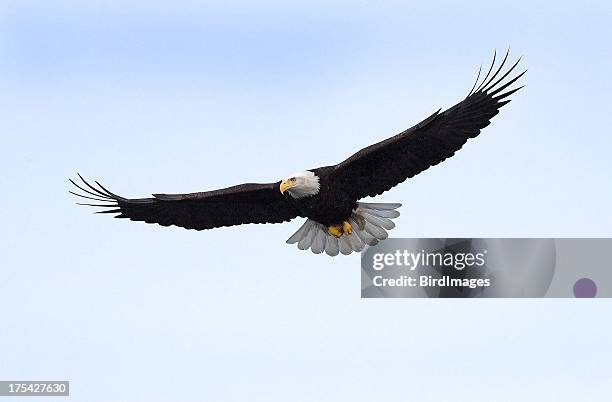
xmin=69 ymin=173 xmax=126 ymax=214
xmin=467 ymin=49 xmax=525 ymax=99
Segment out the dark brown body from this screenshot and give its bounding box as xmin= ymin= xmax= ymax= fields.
xmin=285 ymin=167 xmax=357 ymax=226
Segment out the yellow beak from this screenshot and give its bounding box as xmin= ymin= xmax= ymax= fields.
xmin=279 ymin=180 xmax=290 ymax=194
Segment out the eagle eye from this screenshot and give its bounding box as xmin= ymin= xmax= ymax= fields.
xmin=290 ymin=177 xmax=296 ymax=182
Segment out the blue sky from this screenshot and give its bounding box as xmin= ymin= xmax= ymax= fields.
xmin=1 ymin=1 xmax=611 ymax=401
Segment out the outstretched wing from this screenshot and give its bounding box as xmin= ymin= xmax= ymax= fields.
xmin=70 ymin=174 xmax=300 ymax=230
xmin=331 ymin=50 xmax=525 ymax=199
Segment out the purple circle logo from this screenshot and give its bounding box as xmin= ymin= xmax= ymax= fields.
xmin=573 ymin=278 xmax=597 ymax=298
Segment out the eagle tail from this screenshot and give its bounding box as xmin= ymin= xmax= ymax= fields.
xmin=286 ymin=202 xmax=401 ymax=256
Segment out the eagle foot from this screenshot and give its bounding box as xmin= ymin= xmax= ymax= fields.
xmin=342 ymin=221 xmax=353 ymax=235
xmin=328 ymin=221 xmax=353 ymax=237
xmin=327 ymin=225 xmax=343 ymax=238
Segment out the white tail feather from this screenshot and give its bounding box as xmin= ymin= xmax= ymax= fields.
xmin=361 ymin=211 xmax=395 ymax=230
xmin=286 ymin=220 xmax=311 ymax=244
xmin=325 ymin=235 xmax=339 ymax=256
xmin=285 ymin=202 xmax=401 ymax=256
xmin=297 ymin=221 xmax=316 ymax=250
xmin=363 ymin=208 xmax=400 ymax=219
xmin=311 ymin=229 xmax=326 ymax=254
xmin=357 ymin=202 xmax=402 ymax=210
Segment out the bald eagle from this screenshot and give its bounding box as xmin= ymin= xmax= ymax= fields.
xmin=71 ymin=51 xmax=524 ymax=256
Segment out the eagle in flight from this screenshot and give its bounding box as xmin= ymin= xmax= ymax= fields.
xmin=71 ymin=51 xmax=525 ymax=256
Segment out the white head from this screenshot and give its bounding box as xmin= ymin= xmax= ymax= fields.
xmin=279 ymin=171 xmax=320 ymax=199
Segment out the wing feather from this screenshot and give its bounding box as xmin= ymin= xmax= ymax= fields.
xmin=331 ymin=51 xmax=525 ymax=199
xmin=70 ymin=175 xmax=300 ymax=230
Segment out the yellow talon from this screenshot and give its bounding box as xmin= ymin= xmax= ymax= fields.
xmin=342 ymin=221 xmax=353 ymax=235
xmin=328 ymin=225 xmax=343 ymax=238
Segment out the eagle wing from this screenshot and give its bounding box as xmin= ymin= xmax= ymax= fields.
xmin=70 ymin=174 xmax=300 ymax=230
xmin=331 ymin=50 xmax=525 ymax=199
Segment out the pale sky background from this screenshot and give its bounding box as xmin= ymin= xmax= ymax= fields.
xmin=1 ymin=1 xmax=611 ymax=401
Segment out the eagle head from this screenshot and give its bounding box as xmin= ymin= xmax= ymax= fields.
xmin=279 ymin=171 xmax=320 ymax=198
